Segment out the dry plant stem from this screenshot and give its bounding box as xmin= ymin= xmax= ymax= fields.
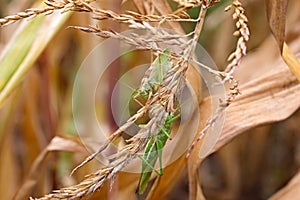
xmin=69 ymin=25 xmax=192 ymax=58
xmin=186 ymin=0 xmax=249 ymax=157
xmin=36 ymin=105 xmax=167 ymax=199
xmin=0 ymin=0 xmax=197 ymax=27
xmin=187 ymin=3 xmax=207 ymax=57
xmin=33 ymin=148 xmax=144 ymax=199
xmin=146 ymin=3 xmax=209 ymax=113
xmin=223 ymin=0 xmax=250 ymax=81
xmin=71 ymin=106 xmax=148 ymax=174
xmin=222 ymin=0 xmax=249 ymax=106
xmin=186 ymin=77 xmax=240 ymax=157
xmin=0 ymin=0 xmax=96 ymax=26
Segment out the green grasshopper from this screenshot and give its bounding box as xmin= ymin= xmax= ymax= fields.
xmin=138 ymin=112 xmax=180 ymax=194
xmin=128 ymin=49 xmax=173 ymax=124
xmin=129 ymin=49 xmax=181 ymax=194
xmin=139 ymin=49 xmax=173 ymax=94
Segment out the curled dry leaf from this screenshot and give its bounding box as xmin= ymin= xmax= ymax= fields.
xmin=188 ymin=51 xmax=300 ymax=200
xmin=266 ymin=0 xmax=300 ymax=81
xmin=217 ymin=62 xmax=300 ymax=150
xmin=266 ymin=0 xmax=288 ymax=51
xmin=13 ymin=136 xmax=87 ymax=200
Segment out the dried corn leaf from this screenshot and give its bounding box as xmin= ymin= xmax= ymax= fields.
xmin=0 ymin=4 xmax=71 ymax=108
xmin=216 ymin=66 xmax=300 ymax=150
xmin=266 ymin=0 xmax=300 ymax=81
xmin=266 ymin=0 xmax=288 ymax=51
xmin=188 ymin=55 xmax=300 ymax=200
xmin=0 ymin=16 xmax=43 ymax=91
xmin=282 ymin=42 xmax=300 ymax=82
xmin=146 ymin=156 xmax=187 ymax=200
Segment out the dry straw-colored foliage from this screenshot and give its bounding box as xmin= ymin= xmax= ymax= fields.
xmin=1 ymin=0 xmax=300 ymax=200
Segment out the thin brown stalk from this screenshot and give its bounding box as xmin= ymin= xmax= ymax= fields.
xmin=0 ymin=0 xmax=94 ymax=26
xmin=186 ymin=0 xmax=250 ymax=157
